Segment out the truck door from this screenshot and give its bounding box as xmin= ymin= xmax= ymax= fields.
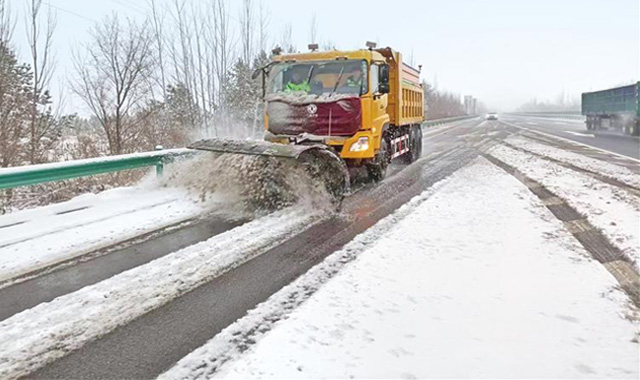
xmin=370 ymin=63 xmax=389 ymax=148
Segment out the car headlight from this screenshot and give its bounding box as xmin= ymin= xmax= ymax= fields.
xmin=349 ymin=137 xmax=369 ymax=152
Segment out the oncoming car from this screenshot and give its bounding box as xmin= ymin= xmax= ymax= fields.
xmin=486 ymin=112 xmax=498 ymax=120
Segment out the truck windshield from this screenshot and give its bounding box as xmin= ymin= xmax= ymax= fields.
xmin=266 ymin=60 xmax=368 ymax=96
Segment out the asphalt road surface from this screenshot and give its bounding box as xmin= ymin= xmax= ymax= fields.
xmin=501 ymin=114 xmax=640 ymax=160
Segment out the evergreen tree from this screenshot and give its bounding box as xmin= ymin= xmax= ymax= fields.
xmin=0 ymin=41 xmax=32 ymax=167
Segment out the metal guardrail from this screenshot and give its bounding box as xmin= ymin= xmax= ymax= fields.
xmin=422 ymin=115 xmax=477 ymax=127
xmin=0 ymin=148 xmax=193 ymax=190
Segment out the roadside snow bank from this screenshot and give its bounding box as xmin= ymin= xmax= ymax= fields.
xmin=490 ymin=144 xmax=640 ymax=267
xmin=162 ymin=158 xmax=638 ymax=379
xmin=506 ymin=135 xmax=640 ymax=188
xmin=0 ymin=186 xmax=210 ymax=284
xmin=0 ymin=207 xmax=321 ymax=380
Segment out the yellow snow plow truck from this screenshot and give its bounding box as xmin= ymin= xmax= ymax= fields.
xmin=189 ymin=43 xmax=424 ymax=204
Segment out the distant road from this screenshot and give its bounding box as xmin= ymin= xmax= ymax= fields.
xmin=501 ymin=114 xmax=640 ymax=160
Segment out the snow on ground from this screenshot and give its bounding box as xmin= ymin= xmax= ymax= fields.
xmin=161 ymin=158 xmax=638 ymax=379
xmin=0 ymin=186 xmax=212 ymax=284
xmin=505 ymin=135 xmax=640 ymax=188
xmin=490 ymin=144 xmax=640 ymax=268
xmin=0 ymin=207 xmax=321 ymax=380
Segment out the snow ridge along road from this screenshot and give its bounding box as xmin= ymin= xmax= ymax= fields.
xmin=163 ymin=158 xmax=638 ymax=379
xmin=0 ymin=186 xmax=212 ymax=285
xmin=503 ymin=135 xmax=640 ymax=190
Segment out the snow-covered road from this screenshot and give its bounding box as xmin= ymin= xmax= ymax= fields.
xmin=0 ymin=206 xmax=320 ymax=379
xmin=0 ymin=186 xmax=214 ymax=285
xmin=162 ymin=158 xmax=639 ymax=379
xmin=490 ymin=142 xmax=640 ymax=267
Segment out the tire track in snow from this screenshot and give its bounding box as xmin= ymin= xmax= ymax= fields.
xmin=484 ymin=154 xmax=640 ymax=307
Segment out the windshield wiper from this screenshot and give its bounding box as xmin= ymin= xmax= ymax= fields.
xmin=330 ymin=66 xmax=345 ymax=96
xmin=306 ymin=65 xmax=315 ymax=84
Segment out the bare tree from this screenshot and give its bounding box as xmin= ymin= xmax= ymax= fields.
xmin=207 ymin=0 xmax=231 ymax=112
xmin=281 ymin=22 xmax=294 ymax=53
xmin=239 ymin=0 xmax=254 ymax=64
xmin=0 ymin=0 xmax=13 ymax=44
xmin=72 ymin=14 xmax=154 ymax=155
xmin=322 ymin=40 xmax=336 ymax=51
xmin=257 ymin=0 xmax=269 ymax=53
xmin=308 ymin=13 xmax=317 ymax=44
xmin=25 ymin=0 xmax=57 ymax=164
xmin=148 ymin=0 xmax=166 ymax=99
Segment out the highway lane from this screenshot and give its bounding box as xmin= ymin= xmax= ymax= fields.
xmin=0 ymin=215 xmax=245 ymax=322
xmin=502 ymin=114 xmax=640 ymax=160
xmin=32 ymin=117 xmax=499 ymax=380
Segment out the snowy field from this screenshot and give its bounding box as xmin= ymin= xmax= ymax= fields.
xmin=162 ymin=158 xmax=639 ymax=379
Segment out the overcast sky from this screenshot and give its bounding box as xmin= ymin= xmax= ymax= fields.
xmin=10 ymin=0 xmax=640 ymax=112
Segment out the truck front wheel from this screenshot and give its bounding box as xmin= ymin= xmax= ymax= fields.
xmin=367 ymin=137 xmax=390 ymax=182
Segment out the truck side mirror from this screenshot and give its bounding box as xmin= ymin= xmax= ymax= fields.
xmin=378 ymin=64 xmax=390 ymax=94
xmin=379 ymin=64 xmax=389 ymax=84
xmin=251 ymin=68 xmax=262 ymax=80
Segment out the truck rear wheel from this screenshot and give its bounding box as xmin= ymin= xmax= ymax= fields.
xmin=400 ymin=124 xmax=423 ymax=164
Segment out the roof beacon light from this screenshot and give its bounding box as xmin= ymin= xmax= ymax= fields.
xmin=365 ymin=41 xmax=377 ymax=50
xmin=308 ymin=43 xmax=319 ymax=52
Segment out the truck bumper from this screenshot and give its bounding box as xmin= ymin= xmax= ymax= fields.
xmin=334 ymin=131 xmax=375 ymax=160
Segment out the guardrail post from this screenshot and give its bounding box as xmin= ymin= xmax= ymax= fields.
xmin=155 ymin=145 xmax=164 ymax=178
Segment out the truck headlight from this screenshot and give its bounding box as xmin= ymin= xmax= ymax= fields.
xmin=349 ymin=137 xmax=369 ymax=152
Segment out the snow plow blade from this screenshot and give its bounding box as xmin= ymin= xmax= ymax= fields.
xmin=188 ymin=138 xmax=350 ymax=207
xmin=189 ymin=138 xmax=318 ymax=159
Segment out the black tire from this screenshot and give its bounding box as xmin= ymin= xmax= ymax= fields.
xmin=367 ymin=136 xmax=390 ymax=182
xmin=414 ymin=125 xmax=423 ymax=159
xmin=400 ymin=128 xmax=415 ymax=164
xmin=400 ymin=125 xmax=423 ymax=164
